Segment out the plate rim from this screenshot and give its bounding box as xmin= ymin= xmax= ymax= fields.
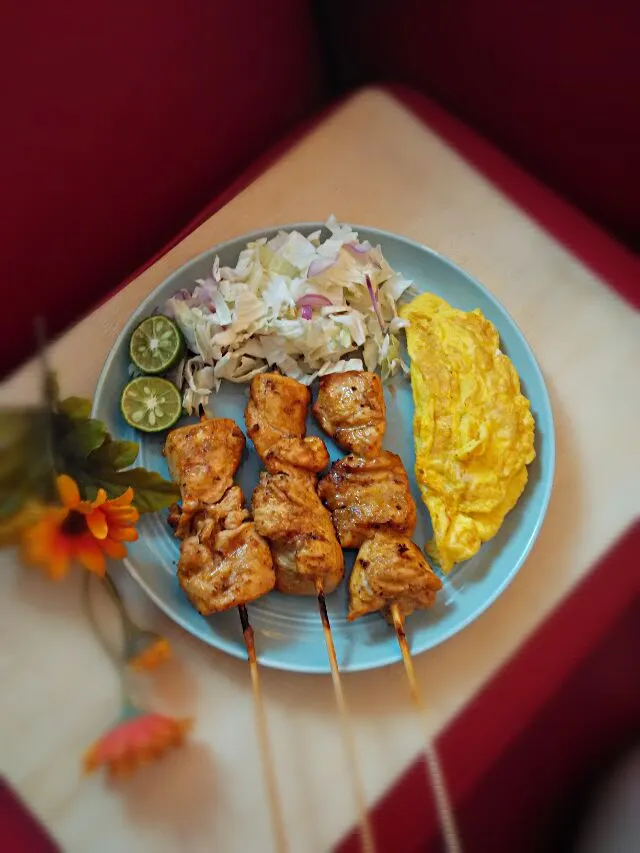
xmin=93 ymin=221 xmax=556 ymax=673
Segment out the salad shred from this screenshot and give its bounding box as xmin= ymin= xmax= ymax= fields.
xmin=165 ymin=216 xmax=412 ymax=413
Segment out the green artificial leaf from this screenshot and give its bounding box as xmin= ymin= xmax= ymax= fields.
xmin=0 ymin=372 xmax=178 ymax=521
xmin=58 ymin=416 xmax=108 ymax=460
xmin=58 ymin=396 xmax=92 ymax=421
xmin=0 ymin=408 xmax=56 ymax=519
xmin=84 ymin=467 xmax=180 ymax=513
xmin=87 ymin=436 xmax=139 ymax=471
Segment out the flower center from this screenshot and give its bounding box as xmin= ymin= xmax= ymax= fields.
xmin=61 ymin=509 xmax=88 ymax=536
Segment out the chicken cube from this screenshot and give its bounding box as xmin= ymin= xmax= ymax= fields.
xmin=349 ymin=530 xmax=442 ymax=621
xmin=164 ymin=417 xmax=245 ymax=508
xmin=252 ymin=468 xmax=344 ymax=595
xmin=264 ymin=436 xmax=329 ymax=479
xmin=318 ymin=451 xmax=417 ymax=548
xmin=178 ymin=519 xmax=275 ymax=615
xmin=246 ymin=373 xmax=310 ymax=461
xmin=312 ymin=371 xmax=386 ymax=456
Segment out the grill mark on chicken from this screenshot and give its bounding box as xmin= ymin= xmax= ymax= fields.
xmin=317 ymin=451 xmax=417 ymax=548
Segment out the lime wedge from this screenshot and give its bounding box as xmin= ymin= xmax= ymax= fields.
xmin=120 ymin=377 xmax=182 ymax=433
xmin=129 ymin=315 xmax=183 ymax=375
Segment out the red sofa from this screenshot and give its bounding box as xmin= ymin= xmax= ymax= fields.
xmin=1 ymin=0 xmax=638 ymax=375
xmin=323 ymin=0 xmax=640 ymax=250
xmin=0 ymin=0 xmax=325 ymax=373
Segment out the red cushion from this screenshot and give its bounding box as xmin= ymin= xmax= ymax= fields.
xmin=323 ymin=0 xmax=640 ymax=250
xmin=0 ymin=0 xmax=325 ymax=374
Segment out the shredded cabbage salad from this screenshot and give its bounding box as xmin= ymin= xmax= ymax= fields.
xmin=165 ymin=216 xmax=413 ymax=414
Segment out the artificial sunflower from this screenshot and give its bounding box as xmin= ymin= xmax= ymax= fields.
xmin=21 ymin=475 xmax=139 ymax=579
xmin=83 ymin=710 xmax=192 ymax=779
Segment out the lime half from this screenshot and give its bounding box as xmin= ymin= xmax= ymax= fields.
xmin=120 ymin=377 xmax=182 ymax=433
xmin=129 ymin=315 xmax=183 ymax=374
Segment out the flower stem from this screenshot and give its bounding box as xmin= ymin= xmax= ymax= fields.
xmin=82 ymin=572 xmax=132 ymax=710
xmin=82 ymin=572 xmax=125 ymax=667
xmin=101 ymin=571 xmax=142 ymax=643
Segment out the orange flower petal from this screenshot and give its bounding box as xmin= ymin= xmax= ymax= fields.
xmin=85 ymin=509 xmax=109 ymax=540
xmin=48 ymin=548 xmax=71 ymax=580
xmin=74 ymin=536 xmax=106 ymax=576
xmin=108 ymin=526 xmax=139 ymax=543
xmin=100 ymin=538 xmax=128 ymax=560
xmin=56 ymin=475 xmax=80 ymax=509
xmin=93 ymin=489 xmax=108 ymax=507
xmin=23 ymin=507 xmax=69 ymax=544
xmin=128 ymin=637 xmax=171 ymax=671
xmin=22 ymin=516 xmax=55 ymax=556
xmin=109 ymin=488 xmax=135 ymax=508
xmin=21 ymin=510 xmax=73 ymax=579
xmin=103 ymin=506 xmax=140 ymax=524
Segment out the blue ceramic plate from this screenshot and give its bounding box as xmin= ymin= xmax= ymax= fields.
xmin=93 ymin=224 xmax=555 ymax=673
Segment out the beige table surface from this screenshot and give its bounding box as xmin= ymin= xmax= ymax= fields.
xmin=1 ymin=88 xmax=639 ymax=853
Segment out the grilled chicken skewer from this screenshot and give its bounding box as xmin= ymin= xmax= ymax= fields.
xmin=164 ymin=417 xmax=286 ymax=853
xmin=246 ymin=374 xmax=343 ymax=595
xmin=313 ymin=371 xmax=441 ymax=620
xmin=314 ymin=372 xmax=460 ymax=853
xmin=164 ymin=417 xmax=275 ymax=612
xmin=246 ymin=373 xmax=373 ymax=853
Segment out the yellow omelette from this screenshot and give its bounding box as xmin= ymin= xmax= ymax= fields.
xmin=399 ymin=293 xmax=536 ymax=572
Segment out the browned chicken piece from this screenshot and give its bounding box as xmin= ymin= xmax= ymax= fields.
xmin=252 ymin=467 xmax=344 ymax=595
xmin=164 ymin=417 xmax=245 ymax=510
xmin=312 ymin=371 xmax=386 ymax=457
xmin=349 ymin=531 xmax=442 ymax=622
xmin=178 ymin=509 xmax=274 ymax=615
xmin=246 ymin=373 xmax=310 ymax=461
xmin=169 ymin=486 xmax=252 ymax=541
xmin=264 ymin=436 xmax=329 ymax=479
xmin=165 ymin=418 xmax=276 ymax=614
xmin=318 ymin=451 xmax=417 ymax=548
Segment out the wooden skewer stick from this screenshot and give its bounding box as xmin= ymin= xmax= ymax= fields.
xmin=390 ymin=603 xmax=463 ymax=853
xmin=238 ymin=605 xmax=288 ymax=853
xmin=316 ymin=584 xmax=375 ymax=853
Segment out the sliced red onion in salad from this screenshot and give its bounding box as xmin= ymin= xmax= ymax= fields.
xmin=173 ymin=288 xmax=193 ymax=301
xmin=296 ymin=293 xmax=333 ymax=309
xmin=297 ymin=293 xmax=332 ymax=320
xmin=307 ymin=255 xmax=338 ymax=277
xmin=346 ymin=240 xmax=372 ymax=254
xmin=366 ymin=274 xmax=386 ymax=332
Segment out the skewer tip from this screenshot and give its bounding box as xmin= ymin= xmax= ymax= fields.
xmin=390 ymin=603 xmax=463 ymax=853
